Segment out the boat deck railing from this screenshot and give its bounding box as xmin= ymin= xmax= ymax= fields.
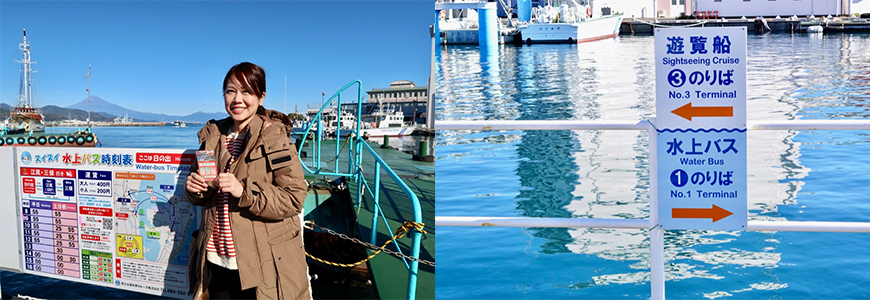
xmin=297 ymin=80 xmax=424 ymax=300
xmin=435 ymin=118 xmax=870 ymax=300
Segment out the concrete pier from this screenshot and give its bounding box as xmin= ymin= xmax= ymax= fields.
xmin=48 ymin=121 xmax=171 ymax=127
xmin=620 ymin=17 xmax=870 ymax=34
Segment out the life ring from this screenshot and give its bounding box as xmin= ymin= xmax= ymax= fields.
xmin=586 ymin=6 xmax=592 ymax=17
xmin=67 ymin=136 xmax=75 ymax=144
xmin=27 ymin=137 xmax=37 ymax=145
xmin=57 ymin=136 xmax=66 ymax=145
xmin=37 ymin=137 xmax=47 ymax=145
xmin=76 ymin=136 xmax=85 ymax=145
xmin=439 ymin=10 xmax=445 ymax=20
xmin=86 ymin=133 xmax=95 ymax=143
xmin=6 ymin=138 xmax=14 ymax=145
xmin=17 ymin=137 xmax=25 ymax=145
xmin=0 ymin=139 xmax=4 ymax=146
xmin=48 ymin=136 xmax=57 ymax=145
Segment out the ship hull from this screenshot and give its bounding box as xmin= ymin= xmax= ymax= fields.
xmin=520 ymin=15 xmax=623 ymax=44
xmin=332 ymin=126 xmax=417 ymax=138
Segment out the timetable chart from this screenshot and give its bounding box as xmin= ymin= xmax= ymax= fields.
xmin=22 ymin=200 xmax=81 ymax=278
xmin=81 ymin=250 xmax=113 ymax=283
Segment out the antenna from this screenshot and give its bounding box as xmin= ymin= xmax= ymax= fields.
xmin=85 ymin=63 xmax=91 ymax=129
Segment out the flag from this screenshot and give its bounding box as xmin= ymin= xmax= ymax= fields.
xmin=84 ymin=66 xmax=91 ymax=79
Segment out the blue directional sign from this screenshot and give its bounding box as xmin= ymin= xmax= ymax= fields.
xmin=655 ymin=27 xmax=747 ymax=230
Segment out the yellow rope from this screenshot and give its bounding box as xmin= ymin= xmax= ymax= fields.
xmin=305 ymin=221 xmax=427 ymax=268
xmin=320 ymin=135 xmax=353 ymax=163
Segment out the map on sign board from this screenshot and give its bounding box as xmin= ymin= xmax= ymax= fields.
xmin=17 ymin=148 xmax=198 ymax=299
xmin=114 ymin=172 xmax=196 ymax=265
xmin=654 ymin=27 xmax=748 ymax=231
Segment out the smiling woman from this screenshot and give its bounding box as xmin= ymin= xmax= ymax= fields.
xmin=223 ymin=63 xmax=266 ymax=132
xmin=185 ymin=62 xmax=310 ymax=300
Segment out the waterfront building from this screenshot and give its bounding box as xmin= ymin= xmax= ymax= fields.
xmin=366 ymin=80 xmax=428 ymax=105
xmin=693 ymin=0 xmax=847 ymax=17
xmin=334 ymin=80 xmax=428 ymax=125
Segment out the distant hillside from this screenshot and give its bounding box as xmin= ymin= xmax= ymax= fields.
xmin=0 ymin=103 xmax=114 ymax=122
xmin=66 ymin=96 xmax=225 ymax=122
xmin=42 ymin=105 xmax=114 ymax=122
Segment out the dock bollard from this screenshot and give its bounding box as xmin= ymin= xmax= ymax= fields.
xmin=381 ymin=135 xmax=393 ymax=149
xmin=413 ymin=141 xmax=435 ymax=162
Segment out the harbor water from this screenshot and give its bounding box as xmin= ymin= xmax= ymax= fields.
xmin=436 ymin=33 xmax=870 ymax=298
xmin=0 ymin=125 xmax=432 ymax=299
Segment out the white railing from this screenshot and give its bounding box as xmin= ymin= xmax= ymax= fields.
xmin=435 ymin=118 xmax=870 ymax=300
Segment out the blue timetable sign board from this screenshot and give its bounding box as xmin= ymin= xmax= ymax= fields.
xmin=655 ymin=27 xmax=747 ymax=230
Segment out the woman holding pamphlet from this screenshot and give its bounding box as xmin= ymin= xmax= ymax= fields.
xmin=184 ymin=62 xmax=310 ymax=299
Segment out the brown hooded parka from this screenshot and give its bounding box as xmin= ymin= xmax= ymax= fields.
xmin=185 ymin=108 xmax=309 ymax=300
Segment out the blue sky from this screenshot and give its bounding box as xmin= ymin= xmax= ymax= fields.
xmin=1 ymin=1 xmax=433 ymax=116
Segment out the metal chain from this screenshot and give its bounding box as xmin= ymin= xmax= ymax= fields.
xmin=319 ymin=135 xmax=353 ymax=163
xmin=304 ymin=221 xmax=435 ymax=267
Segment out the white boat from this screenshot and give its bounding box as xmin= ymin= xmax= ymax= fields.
xmin=518 ymin=0 xmax=623 ymax=44
xmin=5 ymin=29 xmax=46 ymax=134
xmin=325 ymin=106 xmax=416 ymax=138
xmin=172 ymin=120 xmax=186 ymax=127
xmin=359 ymin=105 xmax=417 ymax=137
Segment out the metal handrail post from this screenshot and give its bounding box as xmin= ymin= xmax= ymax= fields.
xmin=371 ymin=162 xmax=382 ymax=244
xmin=295 ymin=81 xmax=423 ymax=299
xmin=355 ymin=146 xmax=364 ymax=208
xmin=647 ymin=117 xmax=665 ymax=300
xmin=335 ymin=94 xmax=342 ymax=174
xmin=356 ymin=84 xmax=364 ymax=178
xmin=298 ymin=80 xmax=362 ymax=176
xmin=316 ymin=118 xmax=322 ymax=170
xmin=436 ymin=119 xmax=870 ymax=131
xmin=358 ymin=142 xmax=422 ymax=300
xmin=407 ymin=230 xmax=421 ymax=300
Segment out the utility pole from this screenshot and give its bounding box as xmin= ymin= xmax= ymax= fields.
xmin=85 ymin=63 xmax=91 ymax=129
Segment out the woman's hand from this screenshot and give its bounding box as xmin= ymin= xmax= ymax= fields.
xmin=216 ymin=173 xmax=244 ymax=198
xmin=186 ymin=172 xmax=209 ymax=193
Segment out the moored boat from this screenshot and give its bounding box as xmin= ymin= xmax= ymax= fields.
xmin=326 ymin=105 xmax=417 ymax=138
xmin=518 ymin=0 xmax=623 ymax=44
xmin=3 ymin=29 xmax=97 ymax=147
xmin=359 ymin=104 xmax=417 ymax=137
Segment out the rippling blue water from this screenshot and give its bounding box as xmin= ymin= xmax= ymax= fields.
xmin=436 ymin=33 xmax=870 ymax=299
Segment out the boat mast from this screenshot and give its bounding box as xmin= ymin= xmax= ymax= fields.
xmin=86 ymin=63 xmax=91 ymax=129
xmin=16 ymin=29 xmax=34 ymax=110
